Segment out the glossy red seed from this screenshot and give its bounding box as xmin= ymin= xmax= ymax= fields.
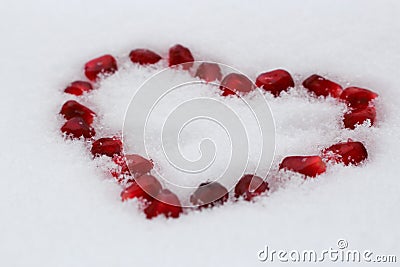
xmin=91 ymin=137 xmax=123 ymax=157
xmin=234 ymin=174 xmax=269 ymax=201
xmin=340 ymin=87 xmax=378 ymax=109
xmin=302 ymin=74 xmax=343 ymax=98
xmin=190 ymin=182 xmax=229 ymax=208
xmin=195 ymin=62 xmax=223 ymax=82
xmin=60 ymin=100 xmax=96 ymax=125
xmin=219 ymin=73 xmax=254 ymax=96
xmin=322 ymin=141 xmax=368 ymax=166
xmin=279 ymin=156 xmax=326 ymax=177
xmin=256 ymin=69 xmax=295 ymax=97
xmin=64 ymin=81 xmax=93 ymax=96
xmin=168 ymin=44 xmax=194 ymax=70
xmin=84 ymin=54 xmax=118 ymax=82
xmin=144 ymin=189 xmax=183 ymax=219
xmin=112 ymin=154 xmax=154 ymax=178
xmin=121 ymin=175 xmax=162 ymax=201
xmin=129 ymin=49 xmax=162 ymax=65
xmin=61 ymin=117 xmax=95 ymax=139
xmin=343 ymin=106 xmax=376 ymax=130
xmin=125 ymin=154 xmax=154 ymax=176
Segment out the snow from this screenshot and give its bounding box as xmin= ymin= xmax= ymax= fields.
xmin=1 ymin=0 xmax=400 ymax=266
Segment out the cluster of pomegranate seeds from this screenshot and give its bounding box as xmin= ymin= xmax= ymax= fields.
xmin=91 ymin=137 xmax=123 ymax=157
xmin=322 ymin=141 xmax=368 ymax=166
xmin=61 ymin=117 xmax=95 ymax=139
xmin=121 ymin=175 xmax=162 ymax=202
xmin=190 ymin=182 xmax=229 ymax=208
xmin=340 ymin=87 xmax=378 ymax=109
xmin=195 ymin=62 xmax=223 ymax=82
xmin=256 ymin=69 xmax=295 ymax=97
xmin=64 ymin=81 xmax=93 ymax=96
xmin=280 ymin=156 xmax=327 ymax=178
xmin=60 ymin=100 xmax=96 ymax=125
xmin=219 ymin=73 xmax=254 ymax=96
xmin=129 ymin=49 xmax=162 ymax=65
xmin=84 ymin=54 xmax=118 ymax=81
xmin=302 ymin=74 xmax=343 ymax=98
xmin=168 ymin=44 xmax=194 ymax=70
xmin=144 ymin=189 xmax=183 ymax=219
xmin=58 ymin=44 xmax=381 ymax=219
xmin=234 ymin=175 xmax=269 ymax=201
xmin=338 ymin=87 xmax=379 ymax=129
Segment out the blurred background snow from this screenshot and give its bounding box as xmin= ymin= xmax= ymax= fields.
xmin=1 ymin=0 xmax=400 ymax=266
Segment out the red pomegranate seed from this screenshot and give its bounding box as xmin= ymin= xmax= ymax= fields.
xmin=64 ymin=81 xmax=93 ymax=96
xmin=302 ymin=74 xmax=343 ymax=98
xmin=61 ymin=117 xmax=95 ymax=139
xmin=279 ymin=156 xmax=326 ymax=177
xmin=256 ymin=69 xmax=295 ymax=97
xmin=190 ymin=182 xmax=229 ymax=208
xmin=322 ymin=141 xmax=368 ymax=166
xmin=168 ymin=44 xmax=194 ymax=70
xmin=125 ymin=154 xmax=154 ymax=176
xmin=129 ymin=49 xmax=162 ymax=65
xmin=234 ymin=174 xmax=269 ymax=201
xmin=91 ymin=137 xmax=123 ymax=157
xmin=195 ymin=62 xmax=223 ymax=82
xmin=60 ymin=100 xmax=96 ymax=125
xmin=121 ymin=175 xmax=162 ymax=201
xmin=219 ymin=73 xmax=255 ymax=96
xmin=84 ymin=54 xmax=118 ymax=81
xmin=340 ymin=87 xmax=378 ymax=109
xmin=112 ymin=154 xmax=154 ymax=177
xmin=343 ymin=106 xmax=376 ymax=130
xmin=144 ymin=189 xmax=183 ymax=219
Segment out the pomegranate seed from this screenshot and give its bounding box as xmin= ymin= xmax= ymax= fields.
xmin=61 ymin=117 xmax=95 ymax=139
xmin=125 ymin=154 xmax=154 ymax=176
xmin=168 ymin=44 xmax=194 ymax=70
xmin=219 ymin=73 xmax=254 ymax=96
xmin=195 ymin=62 xmax=223 ymax=82
xmin=64 ymin=81 xmax=93 ymax=96
xmin=256 ymin=69 xmax=295 ymax=97
xmin=121 ymin=175 xmax=162 ymax=201
xmin=234 ymin=174 xmax=269 ymax=201
xmin=60 ymin=100 xmax=96 ymax=125
xmin=144 ymin=189 xmax=183 ymax=219
xmin=84 ymin=54 xmax=118 ymax=81
xmin=340 ymin=87 xmax=378 ymax=109
xmin=302 ymin=74 xmax=343 ymax=98
xmin=343 ymin=106 xmax=376 ymax=129
xmin=129 ymin=49 xmax=162 ymax=65
xmin=322 ymin=141 xmax=368 ymax=166
xmin=91 ymin=137 xmax=123 ymax=157
xmin=279 ymin=156 xmax=326 ymax=177
xmin=112 ymin=154 xmax=154 ymax=177
xmin=190 ymin=182 xmax=229 ymax=208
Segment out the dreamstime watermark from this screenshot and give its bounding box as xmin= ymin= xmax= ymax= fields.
xmin=258 ymin=239 xmax=397 ymax=263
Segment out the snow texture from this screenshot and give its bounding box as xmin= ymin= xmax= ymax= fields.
xmin=1 ymin=0 xmax=400 ymax=266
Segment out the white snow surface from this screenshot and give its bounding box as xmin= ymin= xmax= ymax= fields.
xmin=1 ymin=0 xmax=400 ymax=266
